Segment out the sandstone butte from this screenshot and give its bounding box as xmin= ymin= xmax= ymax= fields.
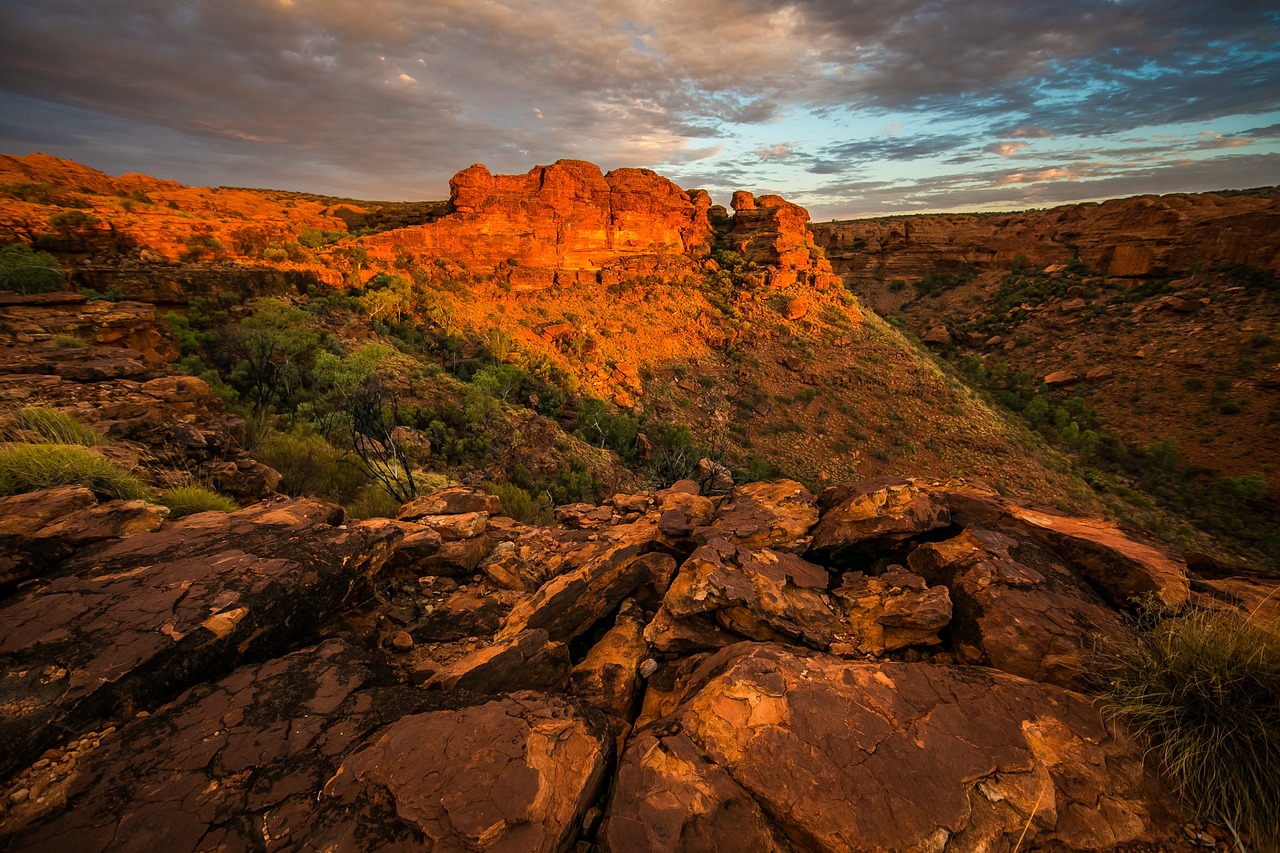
xmin=360 ymin=159 xmax=843 ymax=293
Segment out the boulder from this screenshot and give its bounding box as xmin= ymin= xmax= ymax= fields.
xmin=497 ymin=543 xmax=656 ymax=643
xmin=407 ymin=510 xmax=490 ymax=541
xmin=325 ymin=692 xmax=612 ymax=852
xmin=568 ymin=601 xmax=649 ymax=721
xmin=661 ymin=540 xmax=840 ymax=651
xmin=695 ymin=480 xmax=818 ymax=553
xmin=208 ymin=458 xmax=281 ymax=499
xmin=398 ymin=485 xmax=502 ymax=519
xmin=831 ymin=569 xmax=952 ymax=654
xmin=602 ymin=643 xmax=1183 ymax=851
xmin=910 ymin=528 xmax=1128 ymax=686
xmin=810 ymin=477 xmax=950 ymax=558
xmin=383 ymin=520 xmax=445 ymax=573
xmin=0 ymin=486 xmax=98 ymax=590
xmin=426 ymin=629 xmax=570 ymax=694
xmin=555 ymin=502 xmax=614 ymax=529
xmin=1006 ymin=506 xmax=1189 ymax=607
xmin=922 ymin=325 xmax=952 ymax=345
xmin=418 ymin=534 xmax=494 ymax=577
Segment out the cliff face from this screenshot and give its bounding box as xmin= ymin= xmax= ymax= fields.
xmin=727 ymin=191 xmax=843 ymax=290
xmin=812 ymin=190 xmax=1280 ymax=286
xmin=362 ymin=160 xmax=713 ymax=284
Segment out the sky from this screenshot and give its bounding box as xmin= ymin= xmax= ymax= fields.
xmin=0 ymin=0 xmax=1277 ymax=219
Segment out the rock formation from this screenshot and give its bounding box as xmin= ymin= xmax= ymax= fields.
xmin=728 ymin=191 xmax=843 ymax=290
xmin=362 ymin=160 xmax=713 ymax=288
xmin=812 ymin=189 xmax=1280 ymax=286
xmin=3 ymin=467 xmax=1263 ymax=850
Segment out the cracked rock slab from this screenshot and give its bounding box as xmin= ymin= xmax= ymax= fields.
xmin=694 ymin=480 xmax=818 ymax=553
xmin=324 ymin=691 xmax=612 ymax=853
xmin=605 ymin=643 xmax=1183 ymax=852
xmin=0 ymin=498 xmax=400 ymax=777
xmin=809 ymin=477 xmax=950 ymax=558
xmin=4 ymin=637 xmax=610 ymax=853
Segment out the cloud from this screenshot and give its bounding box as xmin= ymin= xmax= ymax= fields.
xmin=804 ymin=152 xmax=1280 ymax=219
xmin=984 ymin=141 xmax=1030 ymax=157
xmin=0 ymin=0 xmax=1274 ymax=209
xmin=819 ymin=133 xmax=973 ymax=163
xmin=756 ymin=143 xmax=796 ymax=161
xmin=998 ymin=167 xmax=1080 ymax=184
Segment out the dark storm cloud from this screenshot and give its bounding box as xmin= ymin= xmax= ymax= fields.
xmin=787 ymin=0 xmax=1280 ymax=133
xmin=0 ymin=0 xmax=1275 ymax=208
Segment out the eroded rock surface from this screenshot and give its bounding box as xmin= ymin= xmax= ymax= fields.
xmin=0 ymin=498 xmax=398 ymax=777
xmin=602 ymin=643 xmax=1182 ymax=852
xmin=0 ymin=472 xmax=1209 ymax=849
xmin=4 ymin=638 xmax=612 ymax=853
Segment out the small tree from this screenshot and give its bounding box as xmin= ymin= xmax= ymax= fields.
xmin=225 ymin=299 xmax=324 ymax=414
xmin=48 ymin=210 xmax=100 ymax=249
xmin=344 ymin=375 xmax=417 ymax=503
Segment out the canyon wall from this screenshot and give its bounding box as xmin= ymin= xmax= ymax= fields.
xmin=812 ymin=190 xmax=1280 ymax=285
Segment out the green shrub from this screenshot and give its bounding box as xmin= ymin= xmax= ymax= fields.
xmin=158 ymin=485 xmax=239 ymax=518
xmin=1097 ymin=608 xmax=1280 ymax=847
xmin=256 ymin=426 xmax=362 ymax=502
xmin=0 ymin=444 xmax=149 ymax=499
xmin=14 ymin=407 xmax=104 ymax=445
xmin=483 ymin=481 xmax=553 ymax=524
xmin=346 ymin=483 xmax=402 ymax=519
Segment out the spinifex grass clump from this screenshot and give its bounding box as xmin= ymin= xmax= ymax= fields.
xmin=1096 ymin=606 xmax=1280 ymax=846
xmin=157 ymin=485 xmax=238 ymax=518
xmin=0 ymin=443 xmax=149 ymax=500
xmin=16 ymin=406 xmax=104 ymax=445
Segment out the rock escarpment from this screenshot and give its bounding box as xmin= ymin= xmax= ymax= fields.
xmin=3 ymin=468 xmax=1261 ymax=850
xmin=363 ymin=160 xmax=714 ymax=289
xmin=812 ymin=190 xmax=1280 ymax=285
xmin=0 ymin=294 xmax=275 ymax=504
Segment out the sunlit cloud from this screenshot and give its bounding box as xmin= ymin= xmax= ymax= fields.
xmin=0 ymin=0 xmax=1273 ymax=213
xmin=985 ymin=141 xmax=1030 ymax=157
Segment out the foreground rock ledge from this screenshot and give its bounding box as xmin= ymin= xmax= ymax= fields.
xmin=601 ymin=643 xmax=1183 ymax=852
xmin=4 ymin=638 xmax=613 ymax=852
xmin=0 ymin=498 xmax=400 ymax=778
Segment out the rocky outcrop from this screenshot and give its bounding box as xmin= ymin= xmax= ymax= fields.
xmin=363 ymin=160 xmax=713 ymax=284
xmin=0 ymin=301 xmax=275 ymax=498
xmin=729 ymin=191 xmax=843 ymax=289
xmin=70 ymin=264 xmax=320 ymax=306
xmin=0 ymin=473 xmax=1213 ymax=849
xmin=601 ymin=644 xmax=1182 ymax=852
xmin=4 ymin=638 xmax=613 ymax=853
xmin=0 ymin=293 xmax=176 ymax=366
xmin=812 ymin=190 xmax=1280 ymax=286
xmin=0 ymin=497 xmax=398 ymax=777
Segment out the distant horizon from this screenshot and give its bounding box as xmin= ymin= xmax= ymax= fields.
xmin=1 ymin=1 xmax=1276 ymax=220
xmin=6 ymin=147 xmax=1277 ymax=224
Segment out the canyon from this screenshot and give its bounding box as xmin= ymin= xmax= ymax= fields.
xmin=0 ymin=154 xmax=1277 ymax=850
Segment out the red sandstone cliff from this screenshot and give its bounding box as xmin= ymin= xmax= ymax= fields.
xmin=727 ymin=191 xmax=843 ymax=290
xmin=812 ymin=190 xmax=1280 ymax=285
xmin=361 ymin=160 xmax=713 ymax=285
